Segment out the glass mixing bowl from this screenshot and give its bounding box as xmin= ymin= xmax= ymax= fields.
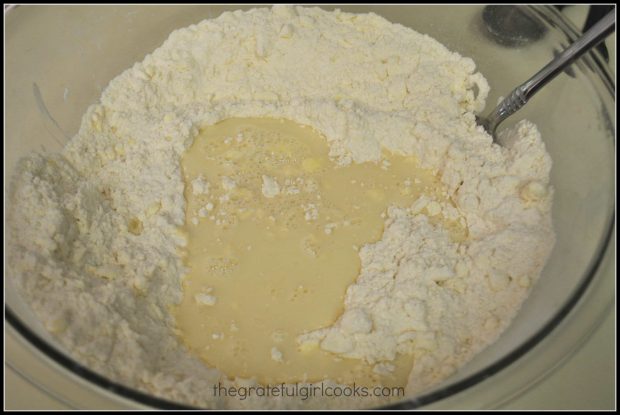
xmin=5 ymin=5 xmax=615 ymax=409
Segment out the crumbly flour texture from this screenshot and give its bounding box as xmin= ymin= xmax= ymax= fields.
xmin=7 ymin=6 xmax=554 ymax=409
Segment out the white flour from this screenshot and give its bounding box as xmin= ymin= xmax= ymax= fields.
xmin=7 ymin=6 xmax=554 ymax=409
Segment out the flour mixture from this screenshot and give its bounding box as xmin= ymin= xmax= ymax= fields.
xmin=7 ymin=6 xmax=554 ymax=409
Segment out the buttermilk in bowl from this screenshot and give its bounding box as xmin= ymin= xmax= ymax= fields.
xmin=7 ymin=5 xmax=554 ymax=409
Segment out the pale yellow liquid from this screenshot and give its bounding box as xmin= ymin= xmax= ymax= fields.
xmin=174 ymin=118 xmax=457 ymax=387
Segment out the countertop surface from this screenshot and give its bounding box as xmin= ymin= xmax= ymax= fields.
xmin=5 ymin=5 xmax=616 ymax=411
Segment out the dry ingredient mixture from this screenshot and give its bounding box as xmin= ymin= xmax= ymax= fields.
xmin=7 ymin=6 xmax=554 ymax=409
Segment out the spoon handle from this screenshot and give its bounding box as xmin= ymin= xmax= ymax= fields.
xmin=483 ymin=10 xmax=615 ymax=137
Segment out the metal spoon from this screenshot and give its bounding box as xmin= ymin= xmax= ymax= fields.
xmin=478 ymin=10 xmax=615 ymax=143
